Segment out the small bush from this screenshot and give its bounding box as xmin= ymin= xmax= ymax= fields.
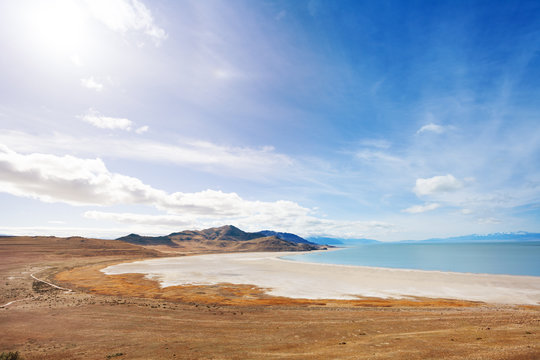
xmin=0 ymin=351 xmax=21 ymax=360
xmin=106 ymin=353 xmax=124 ymax=359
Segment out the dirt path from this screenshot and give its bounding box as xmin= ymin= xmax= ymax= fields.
xmin=1 ymin=271 xmax=72 ymax=308
xmin=30 ymin=272 xmax=73 ymax=292
xmin=0 ymin=298 xmax=28 ymax=308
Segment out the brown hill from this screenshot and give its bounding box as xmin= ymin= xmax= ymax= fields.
xmin=117 ymin=225 xmax=325 ymax=254
xmin=0 ymin=235 xmax=165 ymax=273
xmin=166 ymin=225 xmax=265 ymax=242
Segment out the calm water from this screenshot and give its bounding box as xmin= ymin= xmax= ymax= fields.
xmin=283 ymin=242 xmax=540 ymax=276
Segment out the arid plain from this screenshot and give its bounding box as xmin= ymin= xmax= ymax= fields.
xmin=1 ymin=235 xmax=539 ymax=360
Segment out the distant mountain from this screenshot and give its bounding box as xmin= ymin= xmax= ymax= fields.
xmin=166 ymin=225 xmax=265 ymax=242
xmin=307 ymin=237 xmax=344 ymax=245
xmin=116 ymin=233 xmax=179 ymax=247
xmin=307 ymin=237 xmax=380 ymax=246
xmin=117 ymin=225 xmax=325 ymax=252
xmin=258 ymin=231 xmax=314 ymax=244
xmin=401 ymin=232 xmax=540 ymax=243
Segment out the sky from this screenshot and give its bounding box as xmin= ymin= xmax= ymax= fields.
xmin=0 ymin=0 xmax=539 ymax=241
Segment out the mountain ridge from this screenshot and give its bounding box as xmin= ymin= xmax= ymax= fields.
xmin=307 ymin=237 xmax=380 ymax=245
xmin=259 ymin=230 xmax=314 ymax=244
xmin=400 ymin=232 xmax=540 ymax=243
xmin=117 ymin=225 xmax=325 ymax=252
xmin=307 ymin=232 xmax=540 ymax=245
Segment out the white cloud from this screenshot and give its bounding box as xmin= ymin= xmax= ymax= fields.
xmin=0 ymin=144 xmax=294 ymax=214
xmin=461 ymin=208 xmax=473 ymax=215
xmin=417 ymin=123 xmax=445 ymax=134
xmin=402 ymin=203 xmax=440 ymax=214
xmin=0 ymin=144 xmax=298 ymax=213
xmin=414 ymin=174 xmax=463 ymax=196
xmin=0 ymin=144 xmax=160 ymax=206
xmin=85 ymin=0 xmax=167 ymax=46
xmin=80 ymin=77 xmax=104 ymax=91
xmin=0 ymin=144 xmax=394 ymax=239
xmin=85 ymin=210 xmax=395 ymax=239
xmin=477 ymin=217 xmax=502 ymax=225
xmin=135 ymin=125 xmax=149 ymax=134
xmin=85 ymin=211 xmax=194 ymax=227
xmin=356 ymin=150 xmax=402 ymax=163
xmin=80 ymin=109 xmax=132 ymax=131
xmin=0 ymin=131 xmax=294 ymax=178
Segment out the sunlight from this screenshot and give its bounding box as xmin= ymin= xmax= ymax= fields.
xmin=23 ymin=0 xmax=88 ymax=59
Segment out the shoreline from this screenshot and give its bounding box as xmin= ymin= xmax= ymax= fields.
xmin=277 ymin=250 xmax=540 ymax=278
xmin=281 ymin=242 xmax=540 ymax=277
xmin=103 ymin=251 xmax=540 ymax=305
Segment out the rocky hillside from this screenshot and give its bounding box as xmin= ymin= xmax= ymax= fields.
xmin=258 ymin=230 xmax=314 ymax=244
xmin=117 ymin=225 xmax=325 ymax=253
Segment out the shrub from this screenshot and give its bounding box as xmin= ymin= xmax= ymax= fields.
xmin=0 ymin=351 xmax=21 ymax=360
xmin=106 ymin=353 xmax=124 ymax=359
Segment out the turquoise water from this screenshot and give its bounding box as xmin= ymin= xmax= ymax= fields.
xmin=283 ymin=242 xmax=540 ymax=276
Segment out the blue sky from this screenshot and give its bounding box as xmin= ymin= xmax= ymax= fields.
xmin=0 ymin=0 xmax=539 ymax=240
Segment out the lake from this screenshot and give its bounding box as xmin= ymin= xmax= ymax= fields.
xmin=282 ymin=241 xmax=540 ymax=276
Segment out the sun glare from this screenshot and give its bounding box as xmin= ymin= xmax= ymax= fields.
xmin=23 ymin=0 xmax=88 ymax=59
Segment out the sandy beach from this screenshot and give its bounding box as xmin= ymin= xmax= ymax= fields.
xmin=103 ymin=251 xmax=540 ymax=305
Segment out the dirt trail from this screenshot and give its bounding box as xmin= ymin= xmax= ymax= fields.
xmin=31 ymin=272 xmax=73 ymax=292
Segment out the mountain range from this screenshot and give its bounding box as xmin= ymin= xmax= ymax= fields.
xmin=400 ymin=232 xmax=540 ymax=243
xmin=117 ymin=225 xmax=324 ymax=253
xmin=308 ymin=232 xmax=540 ymax=245
xmin=307 ymin=237 xmax=380 ymax=245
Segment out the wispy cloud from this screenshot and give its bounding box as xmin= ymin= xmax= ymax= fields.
xmin=85 ymin=211 xmax=194 ymax=227
xmin=0 ymin=131 xmax=294 ymax=179
xmin=80 ymin=77 xmax=103 ymax=91
xmin=84 ymin=210 xmax=395 ymax=239
xmin=417 ymin=123 xmax=446 ymax=134
xmin=84 ymin=0 xmax=167 ymax=46
xmin=402 ymin=203 xmax=441 ymax=214
xmin=477 ymin=217 xmax=502 ymax=225
xmin=80 ymin=109 xmax=132 ymax=131
xmin=358 ymin=139 xmax=391 ymax=149
xmin=2 ymin=1 xmax=539 ymax=241
xmin=135 ymin=125 xmax=149 ymax=134
xmin=0 ymin=144 xmax=297 ymax=214
xmin=356 ymin=150 xmax=403 ymax=163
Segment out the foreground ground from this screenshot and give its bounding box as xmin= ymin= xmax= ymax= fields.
xmin=1 ymin=237 xmax=539 ymax=359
